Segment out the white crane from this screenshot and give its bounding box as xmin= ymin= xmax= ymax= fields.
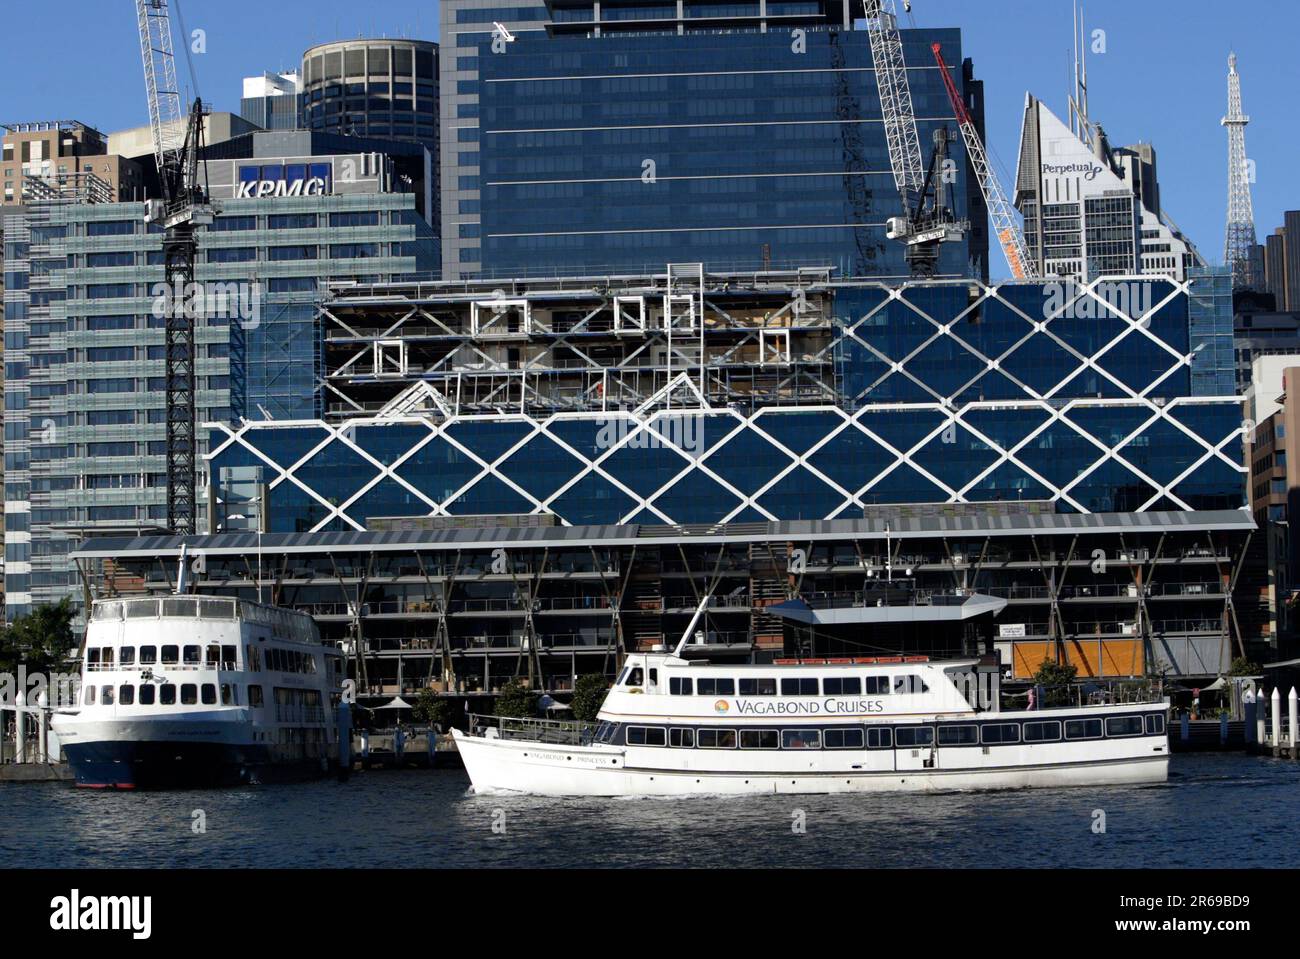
xmin=932 ymin=42 xmax=1037 ymax=280
xmin=863 ymin=0 xmax=965 ymax=277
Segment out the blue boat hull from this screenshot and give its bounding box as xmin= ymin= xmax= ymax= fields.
xmin=63 ymin=740 xmax=335 ymax=789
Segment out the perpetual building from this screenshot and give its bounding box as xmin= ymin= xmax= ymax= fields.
xmin=439 ymin=0 xmax=990 ymax=281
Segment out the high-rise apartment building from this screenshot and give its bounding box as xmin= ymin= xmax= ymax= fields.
xmin=1 ymin=122 xmax=146 ymax=207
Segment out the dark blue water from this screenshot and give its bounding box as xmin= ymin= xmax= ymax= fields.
xmin=2 ymin=754 xmax=1295 ymax=868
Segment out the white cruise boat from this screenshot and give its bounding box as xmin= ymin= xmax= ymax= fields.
xmin=52 ymin=595 xmax=344 ymax=789
xmin=453 ymin=650 xmax=1169 ymax=796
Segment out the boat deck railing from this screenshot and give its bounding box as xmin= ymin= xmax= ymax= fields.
xmin=468 ymin=713 xmax=602 ymax=746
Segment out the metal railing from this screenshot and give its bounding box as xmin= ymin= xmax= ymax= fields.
xmin=468 ymin=713 xmax=602 ymax=746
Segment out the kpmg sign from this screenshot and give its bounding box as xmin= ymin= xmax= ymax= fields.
xmin=236 ymin=162 xmax=333 ymax=198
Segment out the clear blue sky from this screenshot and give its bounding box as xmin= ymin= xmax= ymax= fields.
xmin=2 ymin=0 xmax=1295 ymax=267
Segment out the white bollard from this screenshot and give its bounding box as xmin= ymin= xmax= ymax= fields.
xmin=36 ymin=689 xmax=49 ymax=764
xmin=14 ymin=690 xmax=26 ymax=765
xmin=1257 ymin=689 xmax=1267 ymax=747
xmin=1290 ymin=688 xmax=1299 ymax=750
xmin=1244 ymin=690 xmax=1256 ymax=745
xmin=1273 ymin=687 xmax=1283 ymax=748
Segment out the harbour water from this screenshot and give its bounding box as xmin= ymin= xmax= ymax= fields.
xmin=2 ymin=754 xmax=1295 ymax=869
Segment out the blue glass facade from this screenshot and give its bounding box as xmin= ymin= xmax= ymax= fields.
xmin=473 ymin=26 xmax=989 ymax=278
xmin=210 ymin=277 xmax=1246 ymax=533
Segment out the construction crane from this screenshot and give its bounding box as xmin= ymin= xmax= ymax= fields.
xmin=135 ymin=0 xmax=215 ymax=535
xmin=931 ymin=42 xmax=1037 ymax=281
xmin=862 ymin=0 xmax=964 ymax=277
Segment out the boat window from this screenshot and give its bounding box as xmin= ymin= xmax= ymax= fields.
xmin=222 ymin=645 xmax=237 ymax=669
xmin=181 ymin=684 xmax=198 ymax=705
xmin=201 ymin=684 xmax=217 ymax=705
xmin=782 ymin=729 xmax=822 ymax=749
xmin=826 ymin=727 xmax=867 ymax=749
xmin=937 ymin=725 xmax=978 ymax=746
xmin=739 ymin=729 xmax=780 ymax=749
xmin=118 ymin=685 xmax=134 ymax=706
xmin=626 ymin=667 xmax=644 ymax=687
xmin=866 ymin=727 xmax=891 ymax=749
xmin=697 ymin=728 xmax=737 ymax=749
xmin=183 ymin=645 xmax=201 ymax=666
xmin=248 ymin=685 xmax=264 ymax=708
xmin=648 ymin=668 xmax=658 ymax=686
xmin=160 ymin=684 xmax=176 ymax=705
xmin=95 ymin=601 xmax=124 ymax=621
xmin=1023 ymin=720 xmax=1061 ymax=742
xmin=84 ymin=685 xmax=96 ymax=706
xmin=895 ymin=726 xmax=934 ymax=747
xmin=126 ymin=599 xmax=159 ymax=619
xmin=139 ymin=684 xmax=155 ymax=705
xmin=120 ymin=647 xmax=135 ymax=666
xmin=1105 ymin=716 xmax=1144 ymax=738
xmin=669 ymin=677 xmax=693 ymax=695
xmin=200 ymin=599 xmax=235 ymax=620
xmin=696 ymin=677 xmax=735 ymax=696
xmin=626 ymin=726 xmax=666 ymax=747
xmin=1145 ymin=714 xmax=1165 ymax=736
xmin=738 ymin=677 xmax=776 ymax=696
xmin=1065 ymin=718 xmax=1103 ymax=740
xmin=221 ymin=684 xmax=237 ymax=706
xmin=161 ymin=645 xmax=179 ymax=665
xmin=864 ymin=676 xmax=890 ymax=695
xmin=616 ymin=666 xmax=630 ymax=686
xmin=669 ymin=727 xmax=695 ymax=748
xmin=140 ymin=646 xmax=157 ymax=665
xmin=823 ymin=677 xmax=861 ymax=696
xmin=87 ymin=648 xmax=100 ymax=667
xmin=205 ymin=644 xmax=221 ymax=666
xmin=101 ymin=648 xmax=114 ymax=666
xmin=101 ymin=686 xmax=115 ymax=706
xmin=780 ymin=677 xmax=819 ymax=696
xmin=893 ymin=674 xmax=929 ymax=694
xmin=981 ymin=723 xmax=1021 ymax=744
xmin=162 ymin=597 xmax=198 ymax=618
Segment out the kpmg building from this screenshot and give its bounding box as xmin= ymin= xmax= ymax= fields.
xmin=442 ymin=0 xmax=990 ymax=280
xmin=2 ymin=132 xmax=438 ymax=618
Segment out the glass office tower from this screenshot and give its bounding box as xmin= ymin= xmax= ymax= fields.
xmin=444 ymin=0 xmax=989 ymax=280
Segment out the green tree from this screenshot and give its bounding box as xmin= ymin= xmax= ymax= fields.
xmin=1032 ymin=658 xmax=1078 ymax=708
xmin=494 ymin=679 xmax=537 ymax=719
xmin=1228 ymin=656 xmax=1260 ymax=677
xmin=0 ymin=598 xmax=76 ymax=677
xmin=411 ymin=687 xmax=453 ymax=730
xmin=570 ymin=674 xmax=610 ymax=722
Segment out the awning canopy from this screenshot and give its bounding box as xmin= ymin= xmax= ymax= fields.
xmin=767 ymin=593 xmax=1008 ymax=626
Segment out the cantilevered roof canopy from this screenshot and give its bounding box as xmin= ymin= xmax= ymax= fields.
xmin=72 ymin=510 xmax=1254 ymax=561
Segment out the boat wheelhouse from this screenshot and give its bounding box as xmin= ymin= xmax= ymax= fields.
xmin=52 ymin=595 xmax=344 ymax=789
xmin=453 ymin=651 xmax=1168 ymax=796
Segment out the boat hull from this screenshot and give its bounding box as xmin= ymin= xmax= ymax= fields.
xmin=53 ymin=715 xmax=334 ymax=789
xmin=451 ymin=730 xmax=1169 ymax=797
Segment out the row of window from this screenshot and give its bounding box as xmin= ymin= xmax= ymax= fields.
xmin=84 ymin=681 xmax=243 ymax=707
xmin=86 ymin=643 xmax=317 ymax=674
xmin=614 ymin=714 xmax=1164 ymax=750
xmin=661 ymin=673 xmax=924 ymax=697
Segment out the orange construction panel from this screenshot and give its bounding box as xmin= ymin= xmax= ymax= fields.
xmin=1012 ymin=642 xmax=1055 ymax=679
xmin=1101 ymin=640 xmax=1143 ymax=677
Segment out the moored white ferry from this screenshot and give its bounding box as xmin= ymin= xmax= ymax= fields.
xmin=454 ymin=651 xmax=1169 ymax=796
xmin=52 ymin=595 xmax=344 ymax=789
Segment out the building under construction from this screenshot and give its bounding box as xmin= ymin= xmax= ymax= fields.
xmin=71 ymin=267 xmax=1254 ymax=694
